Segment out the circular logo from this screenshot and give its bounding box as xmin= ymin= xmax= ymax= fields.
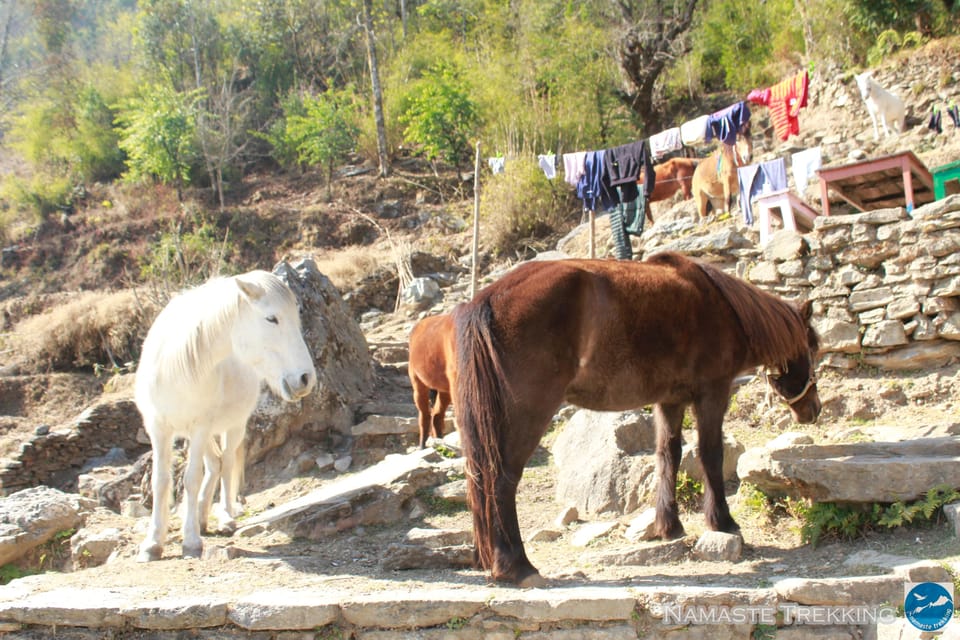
xmin=905 ymin=582 xmax=954 ymax=631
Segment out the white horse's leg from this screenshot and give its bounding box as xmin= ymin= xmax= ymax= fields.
xmin=213 ymin=426 xmax=245 ymax=535
xmin=870 ymin=110 xmax=880 ymax=140
xmin=199 ymin=436 xmax=221 ymax=534
xmin=138 ymin=426 xmax=173 ymax=562
xmin=181 ymin=436 xmax=207 ymax=558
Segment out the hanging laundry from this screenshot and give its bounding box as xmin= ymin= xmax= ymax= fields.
xmin=929 ymin=106 xmax=943 ymax=134
xmin=948 ymin=102 xmax=960 ymax=128
xmin=488 ymin=157 xmax=505 ymax=175
xmin=563 ymin=151 xmax=588 ymax=188
xmin=649 ymin=127 xmax=683 ymax=161
xmin=791 ymin=147 xmax=822 ymax=198
xmin=705 ymin=102 xmax=752 ymax=146
xmin=606 ymin=181 xmax=645 ymax=260
xmin=538 ymin=154 xmax=557 ymax=179
xmin=603 ymin=140 xmax=656 ymax=197
xmin=576 ymin=151 xmax=615 ymax=212
xmin=747 ymin=70 xmax=809 ymax=141
xmin=737 ymin=157 xmax=788 ymax=225
xmin=680 ymin=115 xmax=709 ymax=146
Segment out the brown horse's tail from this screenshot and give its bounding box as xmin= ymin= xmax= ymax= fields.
xmin=453 ymin=299 xmax=506 ymax=571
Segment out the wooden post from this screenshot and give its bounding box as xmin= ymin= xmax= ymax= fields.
xmin=589 ymin=210 xmax=595 ymax=258
xmin=471 ymin=141 xmax=481 ymax=299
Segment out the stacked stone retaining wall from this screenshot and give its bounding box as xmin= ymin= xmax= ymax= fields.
xmin=741 ymin=194 xmax=960 ymax=371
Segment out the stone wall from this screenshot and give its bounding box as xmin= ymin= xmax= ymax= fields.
xmin=0 ymin=398 xmax=148 ymax=496
xmin=741 ymin=194 xmax=960 ymax=371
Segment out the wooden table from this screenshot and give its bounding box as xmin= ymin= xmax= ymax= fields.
xmin=817 ymin=150 xmax=934 ymax=216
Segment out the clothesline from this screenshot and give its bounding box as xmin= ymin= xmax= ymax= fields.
xmin=488 ymin=68 xmax=811 ymax=189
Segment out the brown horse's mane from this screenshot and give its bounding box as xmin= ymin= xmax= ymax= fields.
xmin=654 ymin=253 xmax=811 ymax=368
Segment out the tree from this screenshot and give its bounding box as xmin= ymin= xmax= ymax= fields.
xmin=195 ymin=68 xmax=255 ymax=208
xmin=284 ymin=87 xmax=360 ymax=198
xmin=361 ymin=0 xmax=390 ymax=177
xmin=115 ymin=83 xmax=201 ymax=201
xmin=399 ymin=61 xmax=479 ymax=179
xmin=613 ymin=0 xmax=700 ymax=133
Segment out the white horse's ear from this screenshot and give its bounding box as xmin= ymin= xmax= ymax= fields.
xmin=235 ymin=277 xmax=266 ymax=301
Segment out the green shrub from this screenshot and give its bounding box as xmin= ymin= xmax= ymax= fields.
xmin=139 ymin=213 xmax=233 ymax=289
xmin=479 ymin=156 xmax=578 ymax=256
xmin=791 ymin=484 xmax=960 ymax=546
xmin=398 ymin=61 xmax=480 ymax=176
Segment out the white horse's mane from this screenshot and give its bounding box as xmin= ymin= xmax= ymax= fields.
xmin=147 ymin=271 xmax=295 ymax=385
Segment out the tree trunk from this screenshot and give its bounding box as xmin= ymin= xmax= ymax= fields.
xmin=362 ymin=0 xmax=391 ymax=178
xmin=614 ymin=0 xmax=700 ymax=132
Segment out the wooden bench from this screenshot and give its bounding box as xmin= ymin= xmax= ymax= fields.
xmin=753 ymin=188 xmax=820 ymax=245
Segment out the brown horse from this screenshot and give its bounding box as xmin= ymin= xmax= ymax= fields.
xmin=408 ymin=312 xmax=457 ymax=449
xmin=639 ymin=157 xmax=699 ymax=211
xmin=691 ymin=124 xmax=754 ymax=223
xmin=454 ymin=252 xmax=820 ymax=586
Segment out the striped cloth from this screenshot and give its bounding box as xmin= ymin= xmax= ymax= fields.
xmin=748 ymin=70 xmax=810 ymax=141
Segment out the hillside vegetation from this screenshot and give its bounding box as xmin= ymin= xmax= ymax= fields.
xmin=2 ymin=0 xmax=960 ymax=278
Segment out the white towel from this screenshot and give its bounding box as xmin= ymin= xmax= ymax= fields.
xmin=649 ymin=127 xmax=683 ymax=161
xmin=680 ymin=115 xmax=709 ymax=146
xmin=791 ymin=147 xmax=822 ymax=197
xmin=562 ymin=151 xmax=588 ymax=187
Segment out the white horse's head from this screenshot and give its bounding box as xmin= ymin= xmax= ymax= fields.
xmin=855 ymin=72 xmax=874 ymax=100
xmin=232 ymin=271 xmax=317 ymax=402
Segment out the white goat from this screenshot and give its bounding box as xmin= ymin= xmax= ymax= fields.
xmin=855 ymin=72 xmax=905 ymax=140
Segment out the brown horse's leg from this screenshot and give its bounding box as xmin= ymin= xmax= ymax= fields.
xmin=692 ymin=388 xmax=740 ymax=534
xmin=653 ymin=402 xmax=686 ymax=539
xmin=431 ymin=391 xmax=450 ymax=440
xmin=412 ymin=378 xmax=433 ymax=449
xmin=490 ymin=470 xmax=542 ymax=586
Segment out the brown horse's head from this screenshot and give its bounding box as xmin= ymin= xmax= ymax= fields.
xmin=764 ymin=301 xmax=821 ymax=423
xmin=734 ymin=121 xmax=753 ymax=166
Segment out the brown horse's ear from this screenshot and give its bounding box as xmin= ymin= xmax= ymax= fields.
xmin=799 ymin=300 xmax=813 ymax=322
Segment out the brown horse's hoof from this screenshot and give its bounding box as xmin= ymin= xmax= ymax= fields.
xmin=517 ymin=572 xmax=547 ymax=589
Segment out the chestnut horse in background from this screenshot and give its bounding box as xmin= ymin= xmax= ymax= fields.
xmin=691 ymin=123 xmax=754 ymax=222
xmin=454 ymin=252 xmax=820 ymax=586
xmin=638 ymin=157 xmax=699 ymax=221
xmin=408 ymin=312 xmax=457 ymax=448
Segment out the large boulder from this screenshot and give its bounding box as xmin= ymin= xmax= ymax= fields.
xmin=0 ymin=486 xmax=94 ymax=566
xmin=552 ymin=409 xmax=658 ymax=516
xmin=247 ymin=259 xmax=377 ymax=467
xmin=553 ymin=409 xmax=744 ymax=517
xmin=738 ymin=430 xmax=960 ymax=502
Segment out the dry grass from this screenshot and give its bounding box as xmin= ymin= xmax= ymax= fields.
xmin=10 ymin=289 xmax=159 ymax=372
xmin=310 ymin=245 xmax=389 ymax=292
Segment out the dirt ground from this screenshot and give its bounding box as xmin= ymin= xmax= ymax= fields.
xmin=12 ymin=355 xmax=957 ymax=601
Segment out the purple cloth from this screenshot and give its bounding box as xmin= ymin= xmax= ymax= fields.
xmin=705 ymin=102 xmax=752 ymax=146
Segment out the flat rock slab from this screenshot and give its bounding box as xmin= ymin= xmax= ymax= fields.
xmin=737 ymin=435 xmax=960 ymax=502
xmin=236 ymin=448 xmax=445 ymax=538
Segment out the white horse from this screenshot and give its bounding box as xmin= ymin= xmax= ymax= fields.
xmin=855 ymin=72 xmax=905 ymax=140
xmin=135 ymin=270 xmax=317 ymax=561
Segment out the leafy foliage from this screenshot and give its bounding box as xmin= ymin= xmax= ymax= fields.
xmin=478 ymin=156 xmax=578 ymax=257
xmin=114 ymin=84 xmax=203 ymax=198
xmin=676 ymin=471 xmax=704 ymax=511
xmin=791 ymin=484 xmax=960 ymax=547
xmin=285 ymin=88 xmax=360 ymax=179
xmin=398 ymin=61 xmax=479 ymax=173
xmin=139 ymin=212 xmax=233 ymax=288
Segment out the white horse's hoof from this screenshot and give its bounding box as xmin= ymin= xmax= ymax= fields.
xmin=182 ymin=544 xmax=203 ymax=559
xmin=137 ymin=545 xmax=163 ymax=562
xmin=212 ymin=519 xmax=237 ymax=536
